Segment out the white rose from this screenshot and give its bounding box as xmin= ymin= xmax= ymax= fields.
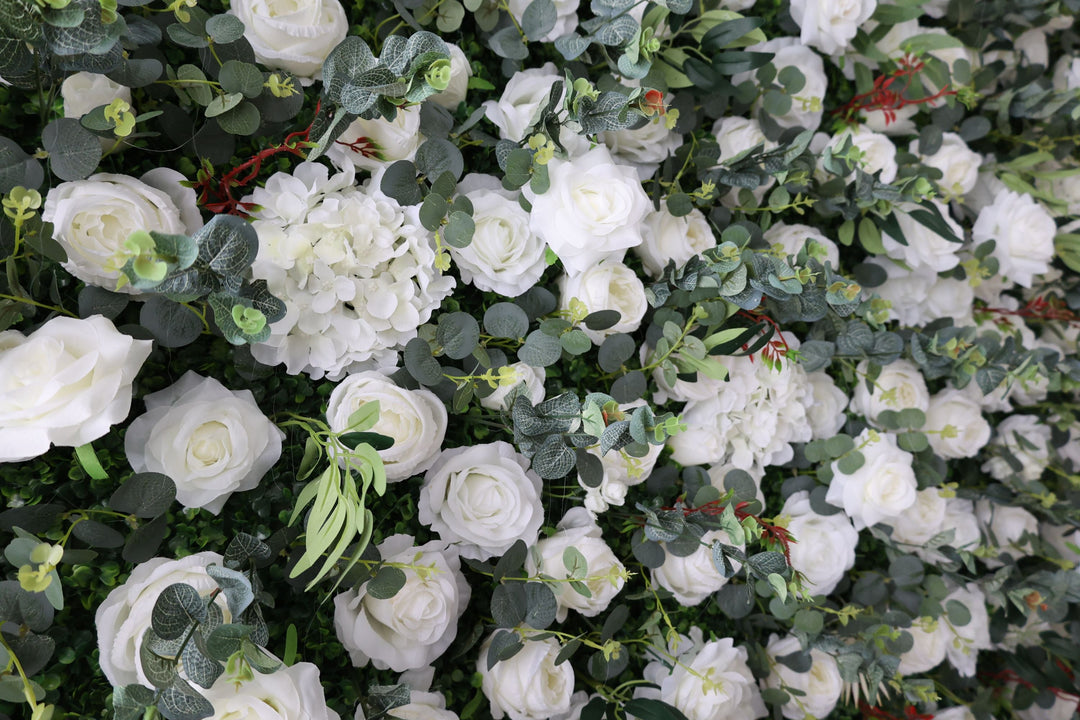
xmin=941 ymin=583 xmax=992 ymax=677
xmin=42 ymin=171 xmax=201 ymax=293
xmin=480 ymin=362 xmax=546 ymax=412
xmin=0 ymin=315 xmax=152 ymax=462
xmin=635 ymin=207 xmax=716 ymax=278
xmin=450 ymin=179 xmax=547 ymax=297
xmin=333 ymin=534 xmax=470 ymax=672
xmin=360 ymin=690 xmax=459 ymax=720
xmin=328 ymin=105 xmax=424 ymax=173
xmin=869 ymin=258 xmax=975 ymax=327
xmin=881 ymin=201 xmax=964 ymax=273
xmin=228 ymin=0 xmax=347 ymax=83
xmin=780 ymin=491 xmax=858 ymax=596
xmin=850 ymin=358 xmax=930 ymax=424
xmin=764 ymin=635 xmax=843 ymax=720
xmin=430 ymin=43 xmax=472 ymax=110
xmin=201 ymin=661 xmax=339 ymax=720
xmin=581 ymin=439 xmax=663 ymax=514
xmin=599 ymin=115 xmax=682 ymax=181
xmin=559 ymin=261 xmax=647 ymax=343
xmin=1035 ymin=161 xmax=1080 ymax=217
xmin=713 ymin=115 xmax=773 ymax=161
xmin=1053 ymin=56 xmax=1080 ymax=92
xmin=805 ymin=371 xmax=849 ymax=440
xmin=95 ymin=552 xmax=229 ymax=688
xmin=124 ymin=371 xmax=283 ymax=514
xmin=325 ymin=371 xmax=447 ymax=482
xmin=61 ymin=71 xmax=131 ymax=119
xmin=789 ymin=0 xmax=876 ymax=54
xmin=763 ymin=222 xmax=841 ymax=269
xmin=419 ymin=441 xmax=544 ymax=560
xmin=526 ymin=145 xmax=651 ymax=276
xmin=639 ymin=636 xmax=766 ymax=720
xmin=483 ymin=64 xmax=562 ymax=143
xmin=924 ymin=389 xmax=990 ymax=459
xmin=891 ymin=488 xmax=948 ymax=547
xmin=1015 ymin=690 xmax=1080 ymax=720
xmin=738 ymin=39 xmax=827 ymax=131
xmin=981 ymin=414 xmax=1052 ymax=483
xmin=931 ymin=707 xmax=978 ymax=720
xmin=898 ymin=618 xmax=948 ymax=675
xmin=910 ymin=132 xmax=982 ymax=198
xmin=913 ymin=498 xmax=982 ymax=565
xmin=972 ymin=189 xmax=1057 ymax=288
xmin=976 ymin=500 xmax=1039 ymax=567
xmin=652 ymin=529 xmax=742 ymax=606
xmin=507 ymin=0 xmax=578 ymax=42
xmin=828 ymin=125 xmax=898 ymax=183
xmin=826 ymin=429 xmax=917 ymax=530
xmin=525 ymin=507 xmax=626 ymax=620
xmin=477 ymin=635 xmax=574 ymax=720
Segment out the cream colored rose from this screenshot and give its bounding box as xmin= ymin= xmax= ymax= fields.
xmin=826 ymin=429 xmax=916 ymax=530
xmin=635 ymin=207 xmax=716 ymax=278
xmin=328 ymin=105 xmax=424 ymax=173
xmin=201 ymin=660 xmax=339 ymax=720
xmin=61 ymin=72 xmax=131 ymax=119
xmin=910 ymin=132 xmax=982 ymax=198
xmin=789 ymin=0 xmax=876 ymax=54
xmin=850 ymin=359 xmax=930 ymax=425
xmin=477 ymin=635 xmax=574 ymax=720
xmin=228 ymin=0 xmax=347 ymax=84
xmin=924 ymin=389 xmax=990 ymax=459
xmin=652 ymin=529 xmax=742 ymax=606
xmin=559 ymin=261 xmax=647 ymax=343
xmin=764 ymin=634 xmax=843 ymax=720
xmin=0 ymin=315 xmax=152 ymax=462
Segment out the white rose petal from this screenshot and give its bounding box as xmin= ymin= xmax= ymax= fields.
xmin=980 ymin=415 xmax=1052 ymax=483
xmin=789 ymin=0 xmax=876 ymax=54
xmin=850 ymin=358 xmax=930 ymax=425
xmin=328 ymin=105 xmax=424 ymax=173
xmin=881 ymin=201 xmax=964 ymax=273
xmin=781 ymin=491 xmax=858 ymax=596
xmin=910 ymin=132 xmax=982 ymax=198
xmin=898 ymin=618 xmax=948 ymax=676
xmin=61 ymin=72 xmax=131 ymax=120
xmin=201 ymin=660 xmax=339 ymax=720
xmin=924 ymin=389 xmax=990 ymax=459
xmin=124 ymin=371 xmax=283 ymax=514
xmin=652 ymin=529 xmax=742 ymax=606
xmin=764 ymin=635 xmax=843 ymax=720
xmin=559 ymin=261 xmax=647 ymax=343
xmin=478 ymin=635 xmax=574 ymax=720
xmin=228 ymin=0 xmax=347 ymax=83
xmin=972 ymin=189 xmax=1057 ymax=287
xmin=941 ymin=583 xmax=992 ymax=677
xmin=635 ymin=207 xmax=717 ymax=279
xmin=976 ymin=500 xmax=1039 ymax=567
xmin=826 ymin=429 xmax=917 ymax=530
xmin=0 ymin=315 xmax=152 ymax=462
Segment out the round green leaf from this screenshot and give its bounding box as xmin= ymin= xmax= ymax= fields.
xmin=218 ymin=60 xmax=264 ymax=98
xmin=215 ymin=101 xmax=261 ymax=135
xmin=484 ymin=303 xmax=529 ymax=339
xmin=42 ymin=118 xmax=102 ymax=181
xmin=205 ymin=13 xmax=245 ymax=42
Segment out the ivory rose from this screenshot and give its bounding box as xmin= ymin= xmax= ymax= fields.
xmin=228 ymin=0 xmax=347 ymax=83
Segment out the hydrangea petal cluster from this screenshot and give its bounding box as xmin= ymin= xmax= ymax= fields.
xmin=246 ymin=162 xmax=454 ymax=380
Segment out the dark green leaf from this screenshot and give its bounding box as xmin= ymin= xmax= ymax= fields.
xmin=367 ymin=566 xmax=407 ymax=599
xmin=71 ymin=519 xmax=124 ymax=548
xmin=152 ymin=583 xmax=207 ymax=640
xmin=484 ymin=303 xmax=529 ymax=339
xmin=42 ymin=117 xmax=101 ymax=181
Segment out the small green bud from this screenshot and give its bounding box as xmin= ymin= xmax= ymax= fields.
xmin=124 ymin=230 xmax=168 ymax=283
xmin=425 ymin=59 xmax=453 ymax=92
xmin=232 ymin=305 xmax=267 ymax=335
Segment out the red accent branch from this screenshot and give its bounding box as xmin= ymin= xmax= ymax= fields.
xmin=833 ymin=55 xmax=956 ymax=126
xmin=653 ymin=499 xmax=797 ymax=563
xmin=983 ymin=296 xmax=1080 ymax=326
xmin=191 ymin=101 xmax=319 ymax=216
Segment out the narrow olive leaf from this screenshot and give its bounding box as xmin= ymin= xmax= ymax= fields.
xmin=554 ymin=637 xmax=582 ymax=665
xmin=486 ymin=630 xmax=523 ymax=669
xmin=72 ymin=519 xmax=125 ymax=548
xmin=600 ymin=605 xmax=629 ymax=642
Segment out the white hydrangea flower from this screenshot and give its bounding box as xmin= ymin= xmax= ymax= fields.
xmin=246 ymin=162 xmax=454 ymax=380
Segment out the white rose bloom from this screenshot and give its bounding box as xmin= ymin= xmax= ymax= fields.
xmin=972 ymin=189 xmax=1057 ymax=288
xmin=95 ymin=552 xmax=229 ymax=688
xmin=42 ymin=171 xmax=201 ymax=293
xmin=712 ymin=115 xmax=775 ymax=206
xmin=826 ymin=429 xmax=917 ymax=530
xmin=483 ymin=64 xmax=562 ymax=143
xmin=789 ymin=0 xmax=876 ymax=54
xmin=651 ymin=360 xmax=725 ymax=405
xmin=868 ymin=258 xmax=975 ymax=327
xmin=507 ymin=0 xmax=578 ymax=42
xmin=780 ymin=491 xmax=858 ymax=596
xmin=850 ymin=359 xmax=930 ymax=425
xmin=526 ymin=507 xmax=626 ymax=620
xmin=325 ymin=370 xmax=447 ymax=482
xmin=431 ymin=43 xmax=471 ymax=110
xmin=228 ymin=0 xmax=347 ymax=84
xmin=737 ymin=39 xmax=827 ymax=131
xmin=201 ymin=661 xmax=339 ymax=720
xmin=924 ymin=389 xmax=990 ymax=459
xmin=652 ymin=528 xmax=743 ymax=606
xmin=580 ymin=438 xmax=663 ymax=514
xmin=334 ymin=534 xmax=470 ymax=671
xmin=764 ymin=635 xmax=843 ymax=720
xmin=124 ymin=371 xmax=283 ymax=514
xmin=558 ymin=261 xmax=647 ymax=343
xmin=0 ymin=315 xmax=152 ymax=462
xmin=881 ymin=201 xmax=964 ymax=273
xmin=450 ymin=179 xmax=547 ymax=297
xmin=898 ymin=618 xmax=948 ymax=675
xmin=419 ymin=441 xmax=544 ymax=560
xmin=805 ymin=371 xmax=849 ymax=440
xmin=480 ymin=362 xmax=546 ymax=412
xmin=981 ymin=415 xmax=1052 ymax=483
xmin=599 ymin=115 xmax=682 ymax=181
xmin=1035 ymin=160 xmax=1080 ymax=217
xmin=638 ymin=636 xmax=766 ymax=720
xmin=1016 ymin=692 xmax=1080 ymax=720
xmin=668 ymin=337 xmax=813 ymax=476
xmin=247 ymin=162 xmax=454 ymax=379
xmin=328 ymin=105 xmax=424 ymax=173
xmin=525 ymin=145 xmax=651 ymax=276
xmin=359 ymin=690 xmax=459 ymax=720
xmin=635 ymin=207 xmax=716 ymax=278
xmin=763 ymin=222 xmax=841 ymax=269
xmin=891 ymin=488 xmax=948 ymax=547
xmin=707 ymin=464 xmax=767 ymax=510
xmin=61 ymin=71 xmax=131 ymax=119
xmin=910 ymin=132 xmax=983 ymax=198
xmin=477 ymin=635 xmax=574 ymax=720
xmin=942 ymin=582 xmax=992 ymax=677
xmin=1052 ymin=56 xmax=1080 ymax=92
xmin=827 ymin=125 xmax=898 ymax=183
xmin=976 ymin=500 xmax=1039 ymax=567
xmin=912 ymin=498 xmax=983 ymax=566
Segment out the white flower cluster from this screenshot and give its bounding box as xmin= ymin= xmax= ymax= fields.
xmin=246 ymin=162 xmax=455 ymax=380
